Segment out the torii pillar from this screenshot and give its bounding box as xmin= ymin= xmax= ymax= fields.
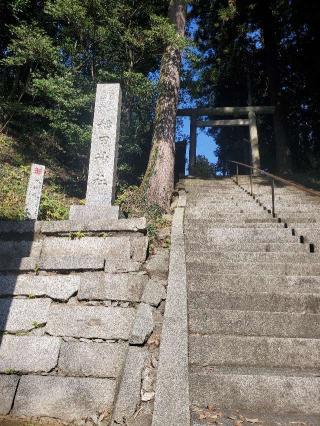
xmin=248 ymin=110 xmax=260 ymax=170
xmin=189 ymin=114 xmax=197 ymax=174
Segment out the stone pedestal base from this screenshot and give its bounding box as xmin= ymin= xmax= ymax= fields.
xmin=69 ymin=205 xmax=119 ymax=221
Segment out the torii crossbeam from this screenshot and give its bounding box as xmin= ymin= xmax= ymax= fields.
xmin=177 ymin=106 xmax=275 ymax=173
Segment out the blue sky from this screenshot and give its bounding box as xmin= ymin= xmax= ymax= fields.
xmin=179 ymin=117 xmax=217 ymax=173
xmin=178 ymin=12 xmax=218 ymax=173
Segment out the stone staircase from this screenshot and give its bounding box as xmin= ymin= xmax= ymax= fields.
xmin=184 ymin=178 xmax=320 ymax=425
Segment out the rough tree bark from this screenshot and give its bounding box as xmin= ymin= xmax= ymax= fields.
xmin=142 ymin=0 xmax=186 ymax=211
xmin=260 ymin=0 xmax=292 ymax=173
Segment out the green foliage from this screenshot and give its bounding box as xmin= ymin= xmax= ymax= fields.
xmin=2 ymin=22 xmax=58 ymax=67
xmin=39 ymin=188 xmax=69 ymax=221
xmin=188 ymin=0 xmax=320 ymax=173
xmin=4 ymin=368 xmax=18 ymax=375
xmin=0 ymin=134 xmax=78 ymax=221
xmin=116 ymin=183 xmax=170 ymax=250
xmin=0 ymin=162 xmax=29 ymax=220
xmin=193 ymin=155 xmax=216 ymax=178
xmin=68 ymin=231 xmax=86 ymax=240
xmin=32 ymin=321 xmax=45 ymax=329
xmin=0 ymin=0 xmax=176 ymax=189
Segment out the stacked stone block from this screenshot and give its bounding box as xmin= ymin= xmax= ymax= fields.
xmin=0 ymin=217 xmax=168 ymax=425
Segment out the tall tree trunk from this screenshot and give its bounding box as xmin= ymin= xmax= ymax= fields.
xmin=260 ymin=0 xmax=292 ymax=173
xmin=142 ymin=0 xmax=186 ymax=210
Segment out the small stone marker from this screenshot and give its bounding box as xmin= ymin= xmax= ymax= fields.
xmin=70 ymin=83 xmax=122 ymax=221
xmin=24 ymin=163 xmax=45 ymax=220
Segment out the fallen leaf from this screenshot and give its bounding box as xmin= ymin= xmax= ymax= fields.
xmin=246 ymin=419 xmax=260 ymax=424
xmin=234 ymin=421 xmax=244 ymax=426
xmin=228 ymin=416 xmax=237 ymax=420
xmin=199 ymin=413 xmax=207 ymax=420
xmin=208 ymin=414 xmax=218 ymax=420
xmin=208 ymin=404 xmax=215 ymax=411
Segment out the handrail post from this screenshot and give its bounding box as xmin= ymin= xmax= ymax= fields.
xmin=249 ymin=168 xmax=253 ymax=196
xmin=271 ymin=178 xmax=275 ymax=217
xmin=236 ymin=164 xmax=239 ymax=185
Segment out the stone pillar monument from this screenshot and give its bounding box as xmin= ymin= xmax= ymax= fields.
xmin=24 ymin=163 xmax=45 ymax=220
xmin=70 ymin=84 xmax=122 ymax=221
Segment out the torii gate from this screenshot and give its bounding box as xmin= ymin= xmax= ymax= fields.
xmin=177 ymin=106 xmax=275 ymax=173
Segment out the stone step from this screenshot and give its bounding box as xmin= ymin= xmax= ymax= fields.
xmin=206 ymin=227 xmax=297 ymax=240
xmin=46 ymin=304 xmax=136 ymax=340
xmin=0 ymin=298 xmax=51 ymax=333
xmin=187 ymin=260 xmax=320 ymax=276
xmin=187 ymin=231 xmax=298 ymax=243
xmin=58 ymin=341 xmax=127 ymax=378
xmin=187 ymin=199 xmax=264 ymax=205
xmin=0 ymin=274 xmax=79 ymax=301
xmin=0 ymin=336 xmax=60 ymax=374
xmin=188 ymin=290 xmax=320 ymax=313
xmin=0 ymin=241 xmax=42 ymax=258
xmin=0 ymin=256 xmax=105 ymax=272
xmin=258 ymin=199 xmax=320 ymax=207
xmin=185 ymin=212 xmax=272 ymax=220
xmin=0 ymin=217 xmax=147 ymax=236
xmin=190 ymin=370 xmax=320 ymax=415
xmin=186 ymin=197 xmax=253 ymax=203
xmin=186 ymin=235 xmax=299 ymax=245
xmin=275 ymin=207 xmax=320 ymax=213
xmin=189 ymin=308 xmax=320 ymax=338
xmin=41 ymin=236 xmax=148 ymax=262
xmin=185 ymin=221 xmax=283 ymax=229
xmin=257 ymin=193 xmax=318 ymax=200
xmin=186 ymin=205 xmax=267 ymax=212
xmin=189 ymin=334 xmax=320 ymax=370
xmin=289 ymin=227 xmax=320 ymax=240
xmin=185 ymin=217 xmax=278 ymax=224
xmin=78 ymin=272 xmax=148 ymax=302
xmin=186 ymin=252 xmax=319 ymax=263
xmin=182 ymin=179 xmax=234 ymax=186
xmin=186 ymin=242 xmax=309 ymax=253
xmin=280 ymin=212 xmax=320 ymax=219
xmin=188 ymin=274 xmax=320 ymax=295
xmin=11 ymin=375 xmax=116 ymax=422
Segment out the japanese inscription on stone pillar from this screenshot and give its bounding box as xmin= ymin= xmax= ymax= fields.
xmin=24 ymin=163 xmax=45 ymax=220
xmin=69 ymin=83 xmax=122 ymax=220
xmin=86 ymin=83 xmax=122 ymax=205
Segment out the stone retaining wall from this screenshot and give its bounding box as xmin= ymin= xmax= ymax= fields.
xmin=0 ymin=217 xmax=169 ymax=425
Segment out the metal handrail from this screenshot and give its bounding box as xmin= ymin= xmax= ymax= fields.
xmin=228 ymin=160 xmax=320 ymax=218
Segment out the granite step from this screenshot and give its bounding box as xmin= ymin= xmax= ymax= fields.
xmin=186 ymin=260 xmax=320 ymax=276
xmin=189 ymin=334 xmax=320 ymax=370
xmin=0 ymin=274 xmax=79 ymax=301
xmin=190 ymin=370 xmax=320 ymax=415
xmin=194 ymin=228 xmax=298 ymax=241
xmin=0 ymin=256 xmax=105 ymax=272
xmin=189 ymin=308 xmax=320 ymax=338
xmin=0 ymin=217 xmax=147 ymax=236
xmin=46 ymin=305 xmax=136 ymax=340
xmin=11 ymin=375 xmax=116 ymax=422
xmin=186 ymin=242 xmax=309 ymax=253
xmin=188 ymin=290 xmax=320 ymax=313
xmin=41 ymin=235 xmax=148 ymax=262
xmin=185 ymin=221 xmax=283 ymax=229
xmin=187 ymin=274 xmax=320 ymax=294
xmin=186 ymin=252 xmax=319 ymax=263
xmin=0 ymin=241 xmax=42 ymax=258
